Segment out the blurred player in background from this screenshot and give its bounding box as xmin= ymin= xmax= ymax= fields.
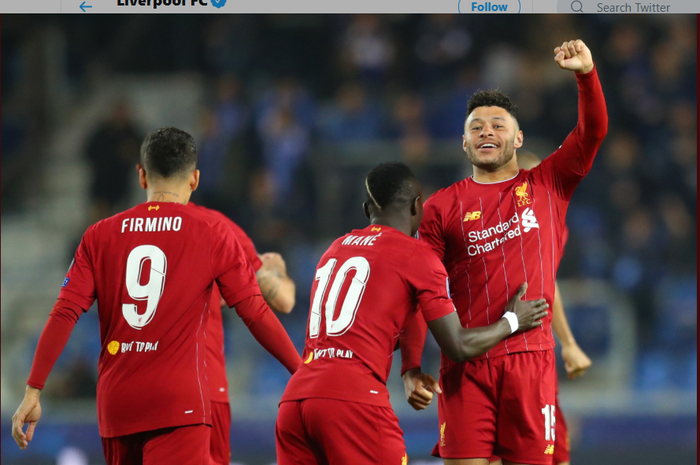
xmin=12 ymin=127 xmax=301 ymax=465
xmin=276 ymin=163 xmax=550 ymax=465
xmin=488 ymin=151 xmax=593 ymax=465
xmin=188 ymin=200 xmax=296 ymax=465
xmin=401 ymin=40 xmax=607 ymax=465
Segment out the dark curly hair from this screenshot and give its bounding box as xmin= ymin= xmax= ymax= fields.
xmin=365 ymin=162 xmax=419 ymax=210
xmin=466 ymin=89 xmax=519 ymax=122
xmin=140 ymin=127 xmax=197 ymax=179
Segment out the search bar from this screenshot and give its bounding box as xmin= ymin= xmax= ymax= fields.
xmin=553 ymin=0 xmax=697 ymax=12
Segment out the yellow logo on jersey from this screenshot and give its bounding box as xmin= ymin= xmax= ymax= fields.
xmin=107 ymin=341 xmax=120 ymax=355
xmin=515 ymin=182 xmax=532 ymax=207
xmin=463 ymin=211 xmax=481 ymax=221
xmin=371 ymin=226 xmax=382 ymax=232
xmin=544 ymin=445 xmax=555 ymax=455
xmin=148 ymin=205 xmax=160 ymax=211
xmin=304 ymin=352 xmax=314 ymax=364
xmin=401 ymin=453 xmax=408 ymax=465
xmin=440 ymin=422 xmax=447 ymax=446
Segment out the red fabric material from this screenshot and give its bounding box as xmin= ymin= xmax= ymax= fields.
xmin=553 ymin=381 xmax=571 ymax=464
xmin=189 ymin=203 xmax=263 ymax=403
xmin=276 ymin=399 xmax=406 ymax=465
xmin=235 ymin=295 xmax=301 ymax=374
xmin=59 ymin=202 xmax=260 ymax=438
xmin=101 ymin=424 xmax=210 ymax=465
xmin=432 ymin=351 xmax=557 ymax=464
xmin=281 ymin=225 xmax=455 ymax=409
xmin=415 ymin=67 xmax=607 ymax=366
xmin=400 ymin=306 xmax=428 ymax=375
xmin=27 ymin=299 xmax=86 ymax=390
xmin=208 ymin=401 xmax=231 ymax=465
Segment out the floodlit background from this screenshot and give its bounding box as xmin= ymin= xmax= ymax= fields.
xmin=1 ymin=14 xmax=696 ymax=465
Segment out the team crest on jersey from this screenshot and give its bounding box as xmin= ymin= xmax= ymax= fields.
xmin=515 ymin=181 xmax=532 ymax=206
xmin=440 ymin=422 xmax=447 ymax=446
xmin=544 ymin=445 xmax=555 ymax=455
xmin=521 ymin=207 xmax=540 ymax=232
xmin=401 ymin=453 xmax=408 ymax=465
xmin=148 ymin=205 xmax=160 ymax=211
xmin=463 ymin=211 xmax=481 ymax=221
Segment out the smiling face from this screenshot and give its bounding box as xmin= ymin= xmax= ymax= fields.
xmin=463 ymin=106 xmax=523 ymax=172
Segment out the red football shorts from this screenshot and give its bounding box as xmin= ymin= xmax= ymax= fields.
xmin=209 ymin=401 xmax=232 ymax=465
xmin=101 ymin=424 xmax=211 ymax=465
xmin=276 ymin=398 xmax=407 ymax=465
xmin=552 ymin=388 xmax=570 ymax=464
xmin=433 ymin=350 xmax=556 ymax=465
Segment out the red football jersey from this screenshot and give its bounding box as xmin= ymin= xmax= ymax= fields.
xmin=281 ymin=225 xmax=456 ymax=408
xmin=189 ymin=203 xmax=263 ymax=403
xmin=59 ymin=202 xmax=261 ymax=438
xmin=418 ymin=68 xmax=606 ymax=369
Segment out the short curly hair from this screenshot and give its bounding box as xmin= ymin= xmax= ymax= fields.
xmin=466 ymin=89 xmax=519 ymax=122
xmin=140 ymin=127 xmax=197 ymax=179
xmin=365 ymin=162 xmax=419 ymax=210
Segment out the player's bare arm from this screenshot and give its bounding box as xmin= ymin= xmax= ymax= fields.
xmin=255 ymin=252 xmax=296 ymax=314
xmin=551 ymin=282 xmax=592 ymax=379
xmin=553 ymin=39 xmax=594 ymax=74
xmin=11 ymin=386 xmax=42 ymax=450
xmin=428 ymin=283 xmax=548 ymax=364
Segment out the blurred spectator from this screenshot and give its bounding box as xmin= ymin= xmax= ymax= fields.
xmin=317 ymin=82 xmax=385 ymax=141
xmin=339 ymin=15 xmax=395 ymax=85
xmin=414 ymin=15 xmax=472 ymax=89
xmin=84 ymin=101 xmax=142 ymax=223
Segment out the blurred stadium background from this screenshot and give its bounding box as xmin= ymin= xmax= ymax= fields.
xmin=1 ymin=14 xmax=696 ymax=465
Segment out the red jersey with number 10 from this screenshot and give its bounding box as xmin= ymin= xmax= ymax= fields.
xmin=281 ymin=225 xmax=456 ymax=408
xmin=58 ymin=202 xmax=261 ymax=438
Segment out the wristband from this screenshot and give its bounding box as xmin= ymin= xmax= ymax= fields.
xmin=502 ymin=312 xmax=518 ymax=334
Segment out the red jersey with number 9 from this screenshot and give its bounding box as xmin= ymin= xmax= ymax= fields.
xmin=280 ymin=225 xmax=456 ymax=408
xmin=58 ymin=202 xmax=261 ymax=438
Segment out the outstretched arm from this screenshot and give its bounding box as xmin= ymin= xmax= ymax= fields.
xmin=256 ymin=252 xmax=296 ymax=314
xmin=551 ymin=282 xmax=592 ymax=379
xmin=543 ymin=39 xmax=608 ymax=200
xmin=427 ymin=283 xmax=549 ymax=364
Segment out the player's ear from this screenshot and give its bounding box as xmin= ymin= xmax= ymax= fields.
xmin=462 ymin=134 xmax=468 ymax=153
xmin=363 ymin=201 xmax=371 ymax=220
xmin=514 ymin=130 xmax=524 ymax=149
xmin=137 ymin=164 xmax=148 ymax=190
xmin=411 ymin=195 xmax=421 ymax=216
xmin=190 ymin=169 xmax=200 ymax=192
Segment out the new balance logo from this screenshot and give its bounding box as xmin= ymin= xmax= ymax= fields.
xmin=544 ymin=445 xmax=555 ymax=455
xmin=521 ymin=207 xmax=539 ymax=232
xmin=463 ymin=211 xmax=481 ymax=221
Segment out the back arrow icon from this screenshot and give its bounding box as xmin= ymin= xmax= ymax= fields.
xmin=80 ymin=1 xmax=92 ymax=11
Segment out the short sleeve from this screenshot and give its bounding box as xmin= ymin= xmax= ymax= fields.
xmin=58 ymin=228 xmax=96 ymax=311
xmin=418 ymin=196 xmax=446 ymax=261
xmin=406 ymin=245 xmax=456 ymax=322
xmin=210 ymin=221 xmax=262 ymax=308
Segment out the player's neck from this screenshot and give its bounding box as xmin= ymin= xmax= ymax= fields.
xmin=471 ymin=161 xmax=520 ymax=184
xmin=369 ymin=217 xmax=411 ymax=236
xmin=146 ymin=185 xmax=191 ymax=205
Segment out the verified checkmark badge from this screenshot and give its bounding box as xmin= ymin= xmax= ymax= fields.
xmin=211 ymin=0 xmax=226 ymax=8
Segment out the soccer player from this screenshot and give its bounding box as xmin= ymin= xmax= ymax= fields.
xmin=275 ymin=163 xmax=550 ymax=464
xmin=400 ymin=39 xmax=607 ymax=465
xmin=188 ymin=201 xmax=296 ymax=465
xmin=487 ymin=152 xmax=592 ymax=465
xmin=11 ymin=127 xmax=302 ymax=465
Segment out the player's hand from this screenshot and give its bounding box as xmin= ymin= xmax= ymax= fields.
xmin=259 ymin=252 xmax=288 ymax=275
xmin=12 ymin=386 xmax=42 ymax=450
xmin=554 ymin=39 xmax=594 ymax=74
xmin=506 ymin=283 xmax=549 ymax=331
xmin=561 ymin=343 xmax=592 ymax=379
xmin=401 ymin=368 xmax=442 ymax=411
